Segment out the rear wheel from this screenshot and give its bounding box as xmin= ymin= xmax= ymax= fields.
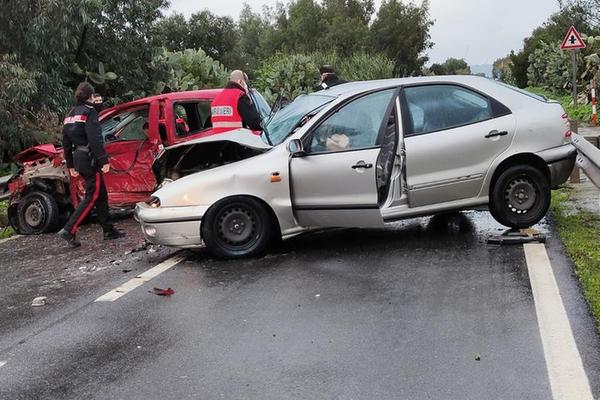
xmin=201 ymin=197 xmax=273 ymax=259
xmin=489 ymin=165 xmax=550 ymax=229
xmin=15 ymin=191 xmax=60 ymax=234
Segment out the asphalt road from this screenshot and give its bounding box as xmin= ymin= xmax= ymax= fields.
xmin=0 ymin=211 xmax=599 ymax=400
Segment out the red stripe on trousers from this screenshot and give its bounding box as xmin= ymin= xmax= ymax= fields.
xmin=70 ymin=173 xmax=101 ymax=235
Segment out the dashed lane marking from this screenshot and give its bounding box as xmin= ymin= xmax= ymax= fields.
xmin=94 ymin=254 xmax=185 ymax=302
xmin=524 ymin=243 xmax=593 ymax=400
xmin=0 ymin=235 xmax=22 ymax=245
xmin=0 ymin=361 xmax=6 ymax=368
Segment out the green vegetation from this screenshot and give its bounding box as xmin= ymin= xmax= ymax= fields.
xmin=551 ymin=187 xmax=600 ymax=328
xmin=526 ymin=86 xmax=593 ymax=123
xmin=1 ymin=0 xmax=435 ymax=164
xmin=0 ymin=200 xmax=14 ymax=239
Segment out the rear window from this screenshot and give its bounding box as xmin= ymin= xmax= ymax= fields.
xmin=494 ymin=82 xmax=548 ymax=102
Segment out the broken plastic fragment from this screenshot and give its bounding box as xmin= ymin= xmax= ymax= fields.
xmin=31 ymin=296 xmax=47 ymax=307
xmin=149 ymin=287 xmax=174 ymax=296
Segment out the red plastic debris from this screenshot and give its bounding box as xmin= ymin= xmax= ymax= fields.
xmin=149 ymin=287 xmax=175 ymax=296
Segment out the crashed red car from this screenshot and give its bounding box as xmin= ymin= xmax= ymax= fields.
xmin=3 ymin=89 xmax=270 ymax=234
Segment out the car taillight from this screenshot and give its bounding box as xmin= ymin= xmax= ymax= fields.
xmin=147 ymin=196 xmax=161 ymax=208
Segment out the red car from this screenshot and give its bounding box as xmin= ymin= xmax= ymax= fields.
xmin=3 ymin=89 xmax=270 ymax=234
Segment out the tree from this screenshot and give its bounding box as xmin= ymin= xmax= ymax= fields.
xmin=509 ymin=4 xmax=596 ymax=87
xmin=157 ymin=13 xmax=190 ymax=52
xmin=187 ymin=11 xmax=239 ymax=66
xmin=492 ymin=56 xmax=515 ymax=84
xmin=371 ymin=0 xmax=434 ymax=76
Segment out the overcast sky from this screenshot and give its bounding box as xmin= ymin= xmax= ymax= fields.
xmin=169 ymin=0 xmax=560 ymax=65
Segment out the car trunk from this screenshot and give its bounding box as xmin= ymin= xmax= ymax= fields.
xmin=152 ymin=129 xmax=271 ymax=185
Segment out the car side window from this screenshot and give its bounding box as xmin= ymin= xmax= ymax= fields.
xmin=404 ymin=85 xmax=493 ymax=135
xmin=101 ymin=108 xmax=149 ymax=142
xmin=174 ymin=101 xmax=212 ymax=137
xmin=308 ymin=89 xmax=395 ymax=153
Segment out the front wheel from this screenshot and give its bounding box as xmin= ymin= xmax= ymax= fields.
xmin=489 ymin=165 xmax=550 ymax=229
xmin=201 ymin=197 xmax=274 ymax=259
xmin=15 ymin=191 xmax=60 ymax=234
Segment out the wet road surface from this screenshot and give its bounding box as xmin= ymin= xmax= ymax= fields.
xmin=0 ymin=212 xmax=599 ymax=399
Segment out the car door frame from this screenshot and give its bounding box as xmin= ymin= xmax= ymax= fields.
xmin=289 ymin=86 xmax=401 ymax=228
xmin=398 ymin=81 xmax=513 ymax=208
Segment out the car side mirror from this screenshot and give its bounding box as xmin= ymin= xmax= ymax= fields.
xmin=287 ymin=139 xmax=305 ymax=156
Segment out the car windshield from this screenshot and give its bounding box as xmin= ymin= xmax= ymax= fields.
xmin=265 ymin=94 xmax=335 ymax=145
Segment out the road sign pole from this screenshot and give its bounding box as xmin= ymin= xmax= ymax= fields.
xmin=571 ymin=50 xmax=578 ymax=107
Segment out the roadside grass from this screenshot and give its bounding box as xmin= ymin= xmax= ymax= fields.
xmin=527 ymin=86 xmax=593 ymax=124
xmin=0 ymin=200 xmax=15 ymax=239
xmin=551 ymin=187 xmax=600 ymax=328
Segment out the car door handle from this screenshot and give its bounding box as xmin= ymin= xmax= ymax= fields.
xmin=352 ymin=161 xmax=373 ymax=169
xmin=485 ymin=130 xmax=509 ymax=138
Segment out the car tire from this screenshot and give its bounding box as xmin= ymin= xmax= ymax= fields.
xmin=201 ymin=197 xmax=274 ymax=259
xmin=15 ymin=191 xmax=60 ymax=234
xmin=489 ymin=165 xmax=550 ymax=229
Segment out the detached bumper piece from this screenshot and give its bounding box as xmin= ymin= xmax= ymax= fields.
xmin=487 ymin=228 xmax=546 ymax=245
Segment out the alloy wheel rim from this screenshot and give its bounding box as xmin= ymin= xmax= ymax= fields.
xmin=504 ymin=177 xmax=537 ymax=214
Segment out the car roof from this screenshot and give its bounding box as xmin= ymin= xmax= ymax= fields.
xmin=315 ymin=75 xmax=494 ymax=98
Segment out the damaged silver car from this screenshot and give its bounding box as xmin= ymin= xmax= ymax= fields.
xmin=135 ymin=76 xmax=576 ymax=258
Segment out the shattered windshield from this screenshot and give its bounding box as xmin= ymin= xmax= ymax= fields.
xmin=265 ymin=94 xmax=335 ymax=146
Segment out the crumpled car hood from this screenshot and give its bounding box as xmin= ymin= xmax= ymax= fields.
xmin=14 ymin=144 xmax=63 ymax=163
xmin=161 ymin=129 xmax=271 ymax=154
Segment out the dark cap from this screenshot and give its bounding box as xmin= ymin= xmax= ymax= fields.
xmin=319 ymin=65 xmax=335 ymax=74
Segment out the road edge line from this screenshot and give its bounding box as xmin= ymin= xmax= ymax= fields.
xmin=94 ymin=254 xmax=185 ymax=302
xmin=0 ymin=235 xmax=22 ymax=245
xmin=523 ymin=243 xmax=593 ymax=400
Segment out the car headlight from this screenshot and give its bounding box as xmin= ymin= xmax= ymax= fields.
xmin=147 ymin=196 xmax=161 ymax=208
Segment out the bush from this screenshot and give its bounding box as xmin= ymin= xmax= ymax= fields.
xmin=152 ymin=48 xmax=229 ymax=94
xmin=254 ymin=52 xmax=395 ymax=104
xmin=254 ymin=54 xmax=319 ymax=105
xmin=527 ymin=41 xmax=572 ymax=92
xmin=0 ymin=55 xmax=65 ymax=163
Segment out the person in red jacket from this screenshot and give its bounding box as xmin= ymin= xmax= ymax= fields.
xmin=211 ymin=70 xmax=262 ymax=133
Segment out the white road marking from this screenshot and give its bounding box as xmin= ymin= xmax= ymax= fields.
xmin=0 ymin=361 xmax=6 ymax=368
xmin=95 ymin=254 xmax=185 ymax=302
xmin=524 ymin=243 xmax=593 ymax=400
xmin=0 ymin=235 xmax=22 ymax=245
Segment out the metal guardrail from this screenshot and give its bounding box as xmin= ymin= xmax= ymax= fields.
xmin=571 ymin=133 xmax=600 ymax=189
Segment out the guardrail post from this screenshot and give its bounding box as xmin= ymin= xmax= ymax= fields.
xmin=570 ymin=120 xmax=581 ymax=183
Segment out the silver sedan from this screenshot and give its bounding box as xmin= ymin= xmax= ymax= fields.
xmin=135 ymin=76 xmax=576 ymax=258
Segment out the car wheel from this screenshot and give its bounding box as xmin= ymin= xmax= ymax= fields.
xmin=201 ymin=197 xmax=273 ymax=259
xmin=16 ymin=191 xmax=60 ymax=234
xmin=489 ymin=165 xmax=550 ymax=229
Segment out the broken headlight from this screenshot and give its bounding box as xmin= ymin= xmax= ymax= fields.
xmin=147 ymin=196 xmax=161 ymax=208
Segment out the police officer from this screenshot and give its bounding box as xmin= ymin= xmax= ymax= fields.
xmin=211 ymin=70 xmax=262 ymax=132
xmin=58 ymin=82 xmax=125 ymax=247
xmin=315 ymin=65 xmax=347 ymax=91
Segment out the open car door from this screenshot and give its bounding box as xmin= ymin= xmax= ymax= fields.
xmin=290 ymin=88 xmax=399 ymax=228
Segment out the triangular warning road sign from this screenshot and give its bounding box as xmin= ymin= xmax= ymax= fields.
xmin=561 ymin=26 xmax=586 ymax=50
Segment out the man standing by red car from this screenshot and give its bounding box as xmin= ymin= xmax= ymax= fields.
xmin=211 ymin=70 xmax=262 ymax=133
xmin=57 ymin=82 xmax=125 ymax=247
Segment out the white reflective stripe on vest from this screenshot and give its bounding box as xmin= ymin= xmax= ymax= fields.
xmin=212 ymin=121 xmax=243 ymax=128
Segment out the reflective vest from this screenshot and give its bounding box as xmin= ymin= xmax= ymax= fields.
xmin=211 ymin=88 xmax=245 ymax=131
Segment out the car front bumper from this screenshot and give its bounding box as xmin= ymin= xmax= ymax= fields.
xmin=536 ymin=144 xmax=577 ymax=188
xmin=135 ymin=202 xmax=209 ymax=248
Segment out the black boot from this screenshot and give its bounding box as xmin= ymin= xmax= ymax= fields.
xmin=103 ymin=226 xmax=126 ymax=240
xmin=58 ymin=229 xmax=81 ymax=248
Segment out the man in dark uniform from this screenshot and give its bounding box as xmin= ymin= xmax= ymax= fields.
xmin=211 ymin=70 xmax=262 ymax=132
xmin=57 ymin=82 xmax=125 ymax=247
xmin=315 ymin=65 xmax=347 ymax=91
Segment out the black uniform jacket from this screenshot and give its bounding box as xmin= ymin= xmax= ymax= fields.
xmin=62 ymin=102 xmax=108 ymax=170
